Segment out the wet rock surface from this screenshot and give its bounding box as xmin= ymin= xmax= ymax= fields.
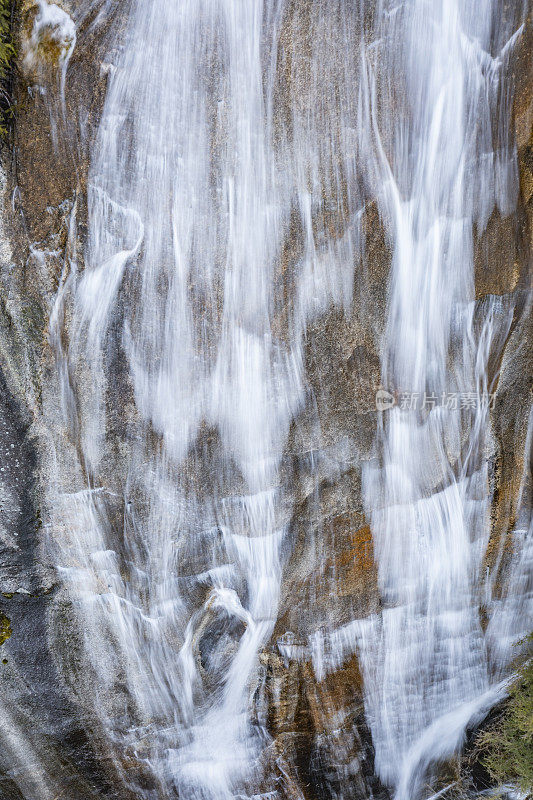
xmin=0 ymin=2 xmax=530 ymax=799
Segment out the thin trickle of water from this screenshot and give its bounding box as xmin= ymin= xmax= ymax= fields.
xmin=22 ymin=0 xmax=76 ymax=146
xmin=38 ymin=1 xmax=531 ymax=799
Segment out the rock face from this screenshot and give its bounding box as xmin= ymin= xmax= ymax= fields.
xmin=0 ymin=2 xmax=530 ymax=800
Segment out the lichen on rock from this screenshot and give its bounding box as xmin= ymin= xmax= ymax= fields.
xmin=0 ymin=610 xmax=11 ymax=645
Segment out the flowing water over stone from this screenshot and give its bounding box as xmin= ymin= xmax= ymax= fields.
xmin=0 ymin=1 xmax=530 ymax=799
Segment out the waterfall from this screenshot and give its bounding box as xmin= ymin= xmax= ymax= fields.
xmin=36 ymin=0 xmax=531 ymax=799
xmin=359 ymin=2 xmax=528 ymax=797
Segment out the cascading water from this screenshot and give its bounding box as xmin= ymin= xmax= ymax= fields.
xmin=358 ymin=3 xmax=528 ymax=797
xmin=31 ymin=0 xmax=531 ymax=799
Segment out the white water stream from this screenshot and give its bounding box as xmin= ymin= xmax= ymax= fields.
xmin=358 ymin=3 xmax=529 ymax=798
xmin=39 ymin=1 xmax=531 ymax=799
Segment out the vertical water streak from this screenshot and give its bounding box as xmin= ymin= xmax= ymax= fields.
xmin=360 ymin=2 xmax=527 ymax=797
xmin=49 ymin=1 xmax=312 ymax=796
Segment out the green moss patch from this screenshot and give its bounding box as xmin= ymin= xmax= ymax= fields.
xmin=0 ymin=0 xmax=15 ymax=138
xmin=0 ymin=610 xmax=12 ymax=645
xmin=477 ymin=634 xmax=533 ymax=795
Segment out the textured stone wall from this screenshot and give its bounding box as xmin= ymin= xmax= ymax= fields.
xmin=0 ymin=2 xmax=530 ymax=799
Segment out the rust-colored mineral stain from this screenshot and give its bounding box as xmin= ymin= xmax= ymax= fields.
xmin=336 ymin=520 xmax=374 ymax=573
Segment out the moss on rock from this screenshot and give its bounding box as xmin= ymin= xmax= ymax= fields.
xmin=0 ymin=0 xmax=15 ymax=138
xmin=0 ymin=610 xmax=12 ymax=645
xmin=477 ymin=634 xmax=533 ymax=795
